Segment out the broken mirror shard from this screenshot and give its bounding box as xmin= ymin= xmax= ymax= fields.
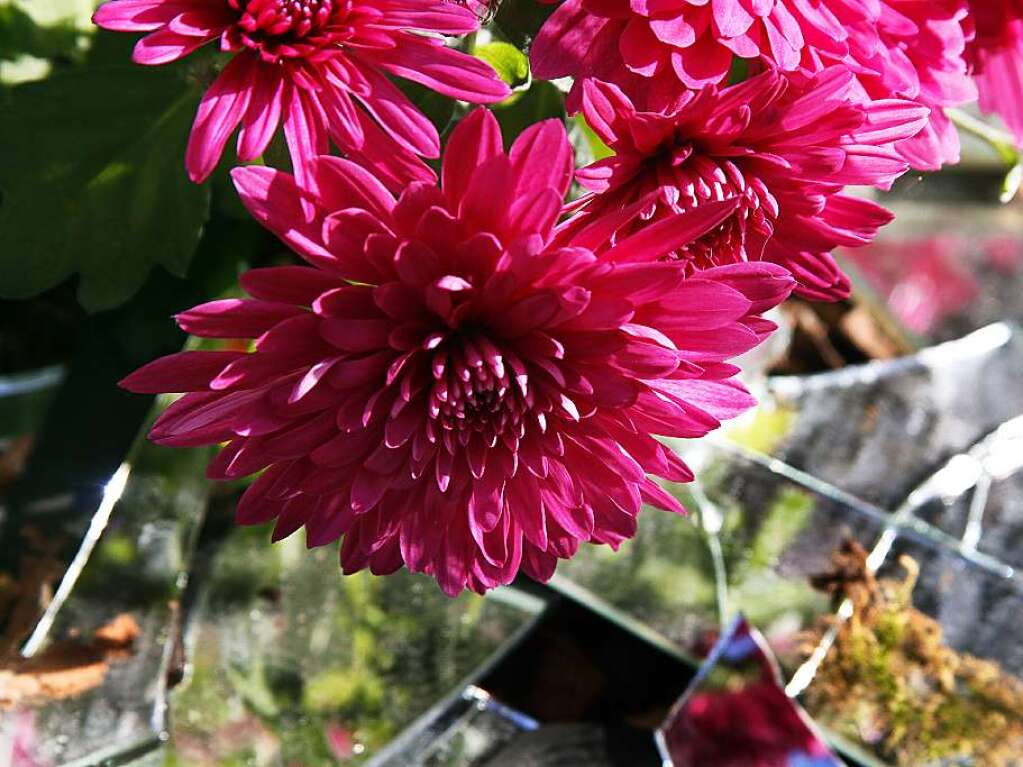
xmin=554 ymin=430 xmax=1023 ymax=765
xmin=656 ymin=614 xmax=841 ymax=767
xmin=552 ymin=444 xmax=889 ymax=667
xmin=800 ymin=540 xmax=1023 ymax=767
xmin=368 ymin=685 xmax=538 ymax=767
xmin=0 ymin=364 xmax=64 ymax=491
xmin=907 ymin=415 xmax=1023 ymax=570
xmin=874 ymin=534 xmax=1023 ymax=681
xmin=374 ymin=581 xmax=688 ymax=767
xmin=840 ymin=202 xmax=1023 ymax=346
xmin=0 ymin=433 xmax=214 ymax=766
xmin=7 ymin=317 xmax=1023 ymax=766
xmin=762 ymin=322 xmax=1023 ymax=510
xmin=162 ymin=528 xmax=541 ymax=767
xmin=1 ymin=373 xmax=543 ymax=767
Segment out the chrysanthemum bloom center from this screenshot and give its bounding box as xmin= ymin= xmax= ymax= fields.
xmin=228 ymin=0 xmax=339 ymax=59
xmin=654 ymin=144 xmax=777 ymax=269
xmin=429 ymin=334 xmax=525 ymax=443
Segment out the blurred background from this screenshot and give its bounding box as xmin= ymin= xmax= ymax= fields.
xmin=2 ymin=1 xmax=1023 ymax=765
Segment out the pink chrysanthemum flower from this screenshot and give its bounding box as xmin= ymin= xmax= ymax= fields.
xmin=121 ymin=110 xmax=794 ymax=595
xmin=563 ymin=69 xmax=928 ymax=301
xmin=846 ymin=0 xmax=976 ymax=169
xmin=530 ymin=0 xmax=873 ymax=111
xmin=968 ymin=0 xmax=1023 ymax=145
xmin=529 ymin=0 xmax=974 ymax=169
xmin=92 ymin=0 xmax=509 ymax=185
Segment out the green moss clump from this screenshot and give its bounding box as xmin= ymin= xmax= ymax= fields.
xmin=803 ymin=541 xmax=1023 ymax=767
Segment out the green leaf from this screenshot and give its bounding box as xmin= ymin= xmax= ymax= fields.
xmin=7 ymin=0 xmax=96 ymax=30
xmin=0 ymin=2 xmax=83 ymax=62
xmin=491 ymin=80 xmax=566 ymax=150
xmin=493 ymin=0 xmax=556 ymax=50
xmin=1 ymin=208 xmax=274 ymax=538
xmin=575 ymin=114 xmax=613 ymax=161
xmin=726 ymin=57 xmax=750 ymax=85
xmin=1001 ymin=161 xmax=1023 ymax=204
xmin=474 ymin=41 xmax=529 ymax=87
xmin=0 ymin=55 xmax=211 ymax=311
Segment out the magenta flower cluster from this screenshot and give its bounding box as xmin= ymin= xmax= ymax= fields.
xmin=95 ymin=0 xmax=1022 ymax=593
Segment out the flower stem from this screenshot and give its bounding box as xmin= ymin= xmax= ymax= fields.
xmin=947 ymin=108 xmax=1023 ymax=203
xmin=947 ymin=108 xmax=1020 ymax=165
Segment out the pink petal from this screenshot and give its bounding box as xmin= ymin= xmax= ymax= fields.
xmin=240 ymin=266 xmax=344 ymax=305
xmin=236 ymin=63 xmax=285 ymax=162
xmin=282 ymin=85 xmax=330 ymax=191
xmin=508 ymin=118 xmax=574 ymax=199
xmin=175 ymin=299 xmax=304 ymax=338
xmin=365 ymin=35 xmax=509 ymax=103
xmin=531 ymin=0 xmax=609 ymax=80
xmin=120 ymin=351 xmax=244 ymax=393
xmin=131 ymin=27 xmax=213 ymax=65
xmin=93 ymin=0 xmax=214 ymax=32
xmin=230 ymin=166 xmax=336 ymax=267
xmin=600 ymin=198 xmax=740 ymax=263
xmin=186 ymin=54 xmax=256 ymax=182
xmin=442 ymin=108 xmax=504 ymax=207
xmin=351 ymin=63 xmax=441 ymax=157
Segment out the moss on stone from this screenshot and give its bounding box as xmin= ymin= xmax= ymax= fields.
xmin=803 ymin=541 xmax=1023 ymax=766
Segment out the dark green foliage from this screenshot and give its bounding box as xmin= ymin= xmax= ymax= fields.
xmin=0 ymin=3 xmax=82 ymax=62
xmin=0 ymin=34 xmax=210 ymax=311
xmin=492 ymin=80 xmax=566 ymax=151
xmin=0 ymin=14 xmax=577 ymax=313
